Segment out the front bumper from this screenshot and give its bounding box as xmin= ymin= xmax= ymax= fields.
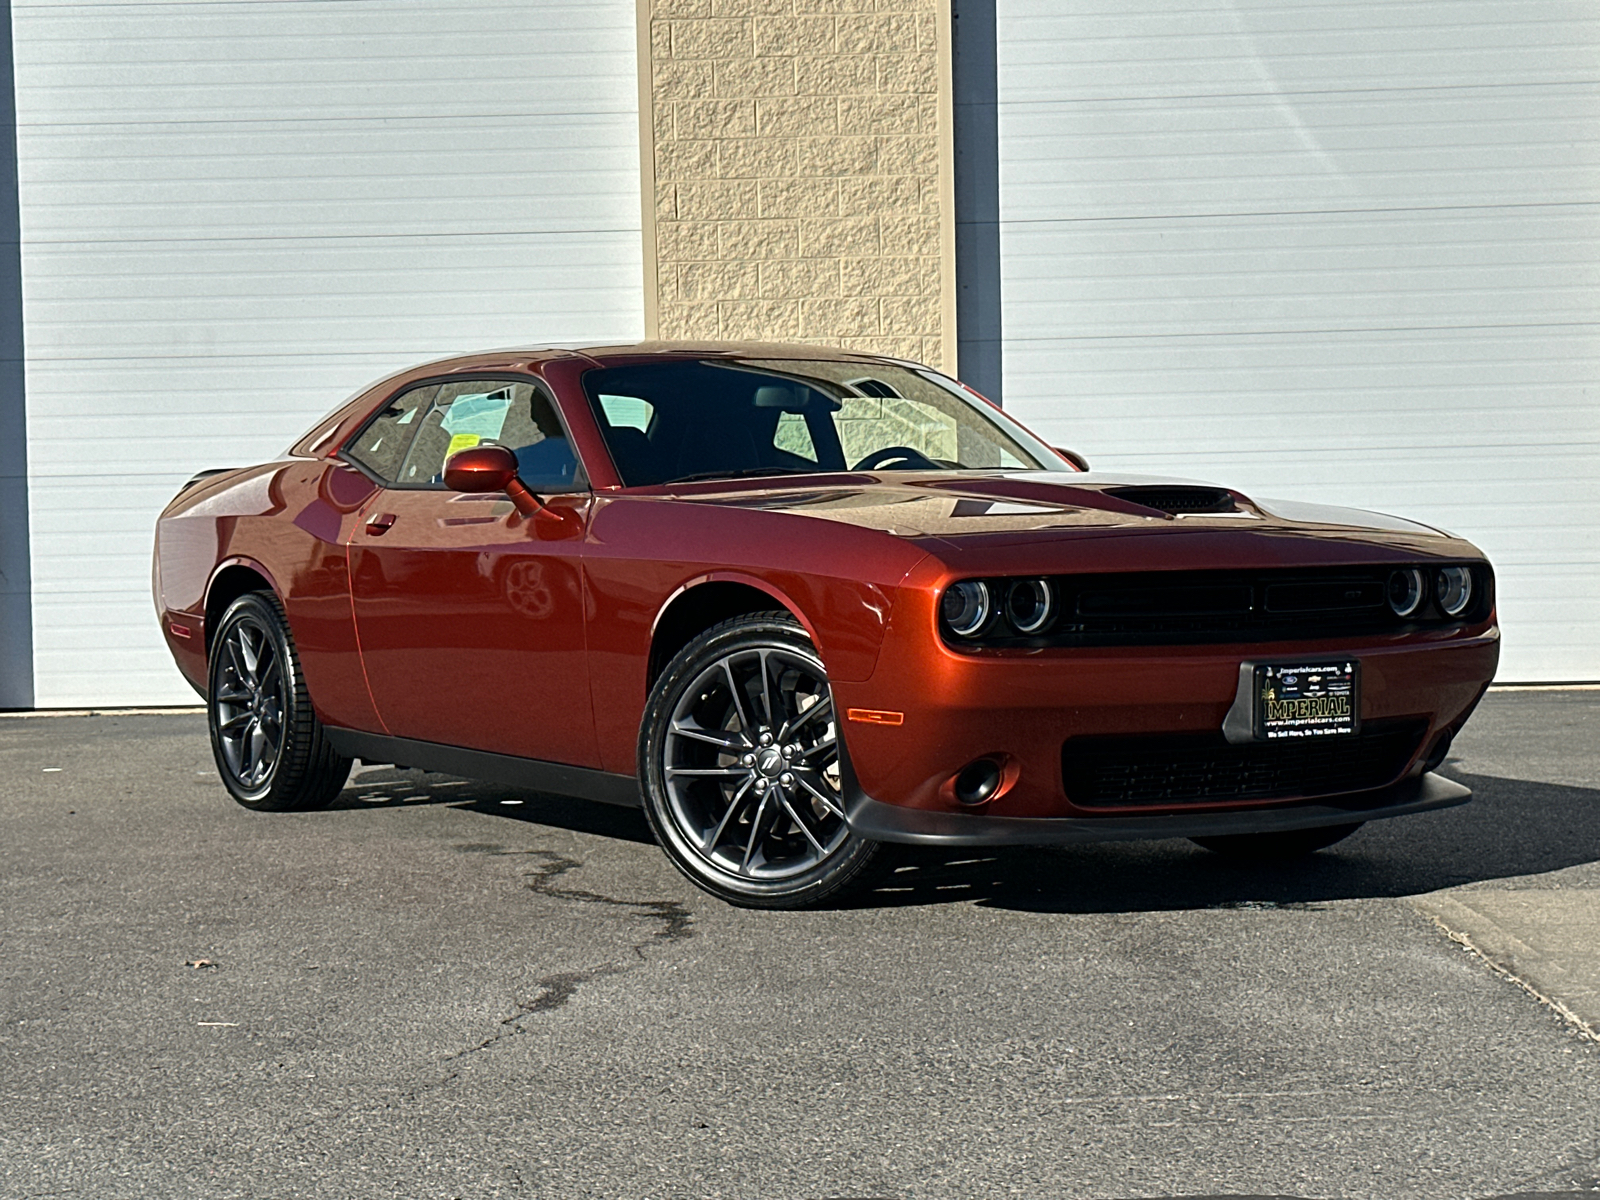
xmin=830 ymin=623 xmax=1497 ymax=821
xmin=845 ymin=770 xmax=1470 ymax=847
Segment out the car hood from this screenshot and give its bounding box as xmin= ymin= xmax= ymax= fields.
xmin=665 ymin=470 xmax=1481 ymax=563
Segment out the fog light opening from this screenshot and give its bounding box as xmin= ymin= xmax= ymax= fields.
xmin=953 ymin=758 xmax=1004 ymax=806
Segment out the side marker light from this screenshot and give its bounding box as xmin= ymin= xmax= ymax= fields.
xmin=846 ymin=708 xmax=904 ymax=726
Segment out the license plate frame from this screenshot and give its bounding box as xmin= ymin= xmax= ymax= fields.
xmin=1254 ymin=660 xmax=1360 ymax=740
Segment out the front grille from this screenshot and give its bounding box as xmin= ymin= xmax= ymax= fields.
xmin=1061 ymin=720 xmax=1427 ymax=808
xmin=958 ymin=564 xmax=1493 ymax=648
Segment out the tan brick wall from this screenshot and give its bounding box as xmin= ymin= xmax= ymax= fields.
xmin=637 ymin=0 xmax=956 ymax=370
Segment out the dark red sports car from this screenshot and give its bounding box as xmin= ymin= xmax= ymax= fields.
xmin=153 ymin=343 xmax=1498 ymax=907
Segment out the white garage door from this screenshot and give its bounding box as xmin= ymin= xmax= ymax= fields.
xmin=996 ymin=0 xmax=1600 ymax=682
xmin=14 ymin=0 xmax=643 ymax=705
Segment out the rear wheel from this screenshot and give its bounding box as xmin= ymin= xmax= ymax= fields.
xmin=207 ymin=591 xmax=351 ymax=811
xmin=638 ymin=614 xmax=886 ymax=908
xmin=1191 ymin=822 xmax=1363 ymax=860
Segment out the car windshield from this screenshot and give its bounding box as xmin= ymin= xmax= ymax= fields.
xmin=582 ymin=358 xmax=1061 ymax=487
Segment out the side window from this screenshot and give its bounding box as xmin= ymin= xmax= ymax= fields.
xmin=393 ymin=380 xmax=583 ymax=491
xmin=344 ymin=383 xmax=438 ymax=482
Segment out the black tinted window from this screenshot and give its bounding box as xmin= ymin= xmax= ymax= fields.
xmin=583 ymin=360 xmax=1049 ymax=487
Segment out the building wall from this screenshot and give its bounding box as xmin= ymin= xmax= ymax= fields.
xmin=639 ymin=0 xmax=957 ymax=370
xmin=2 ymin=1 xmax=1594 ymax=705
xmin=12 ymin=0 xmax=645 ymax=706
xmin=994 ymin=0 xmax=1600 ymax=682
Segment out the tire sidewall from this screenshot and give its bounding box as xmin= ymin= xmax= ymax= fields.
xmin=638 ymin=615 xmax=881 ymax=908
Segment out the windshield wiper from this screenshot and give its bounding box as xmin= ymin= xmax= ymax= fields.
xmin=665 ymin=466 xmax=827 ymax=485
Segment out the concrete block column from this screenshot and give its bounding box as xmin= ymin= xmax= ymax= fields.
xmin=636 ymin=0 xmax=957 ymax=372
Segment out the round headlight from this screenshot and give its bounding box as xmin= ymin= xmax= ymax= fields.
xmin=1436 ymin=566 xmax=1473 ymax=617
xmin=940 ymin=581 xmax=992 ymax=637
xmin=1387 ymin=568 xmax=1427 ymax=618
xmin=1004 ymin=579 xmax=1055 ymax=635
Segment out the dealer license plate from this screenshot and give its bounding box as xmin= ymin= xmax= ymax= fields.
xmin=1255 ymin=661 xmax=1358 ymax=740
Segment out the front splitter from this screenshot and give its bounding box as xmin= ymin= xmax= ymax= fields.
xmin=845 ymin=772 xmax=1470 ymax=847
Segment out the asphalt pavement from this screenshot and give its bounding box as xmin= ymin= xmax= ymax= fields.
xmin=2 ymin=690 xmax=1598 ymax=1200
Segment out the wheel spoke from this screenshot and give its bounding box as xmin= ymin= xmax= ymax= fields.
xmin=669 ymin=721 xmax=747 ymax=752
xmin=219 ymin=640 xmax=246 ymax=688
xmin=777 ymin=793 xmax=826 ymax=854
xmin=257 ymin=653 xmax=281 ymax=698
xmin=795 ymin=772 xmax=846 ymax=819
xmin=237 ymin=628 xmax=260 ymax=685
xmin=703 ymin=776 xmax=756 ymax=854
xmin=739 ymin=793 xmax=772 ymax=875
xmin=758 ymin=649 xmax=776 ymax=729
xmin=218 ymin=710 xmax=253 ymax=733
xmin=796 ymin=735 xmax=837 ymax=763
xmin=219 ymin=727 xmax=244 ymax=776
xmin=245 ymin=718 xmax=266 ymax=780
xmin=721 ymin=657 xmax=756 ymax=734
xmin=665 ymin=766 xmax=748 ymax=780
xmin=215 ymin=686 xmax=252 ymax=705
xmin=779 ymin=693 xmax=832 ymax=741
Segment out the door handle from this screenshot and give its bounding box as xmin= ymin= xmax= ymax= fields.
xmin=366 ymin=512 xmax=397 ymax=534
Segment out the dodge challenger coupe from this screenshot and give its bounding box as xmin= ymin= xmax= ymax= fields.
xmin=153 ymin=342 xmax=1499 ymax=907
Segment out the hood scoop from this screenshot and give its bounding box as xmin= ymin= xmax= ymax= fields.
xmin=1102 ymin=485 xmax=1238 ymax=515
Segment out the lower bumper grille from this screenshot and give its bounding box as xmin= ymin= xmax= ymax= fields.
xmin=1061 ymin=720 xmax=1428 ymax=808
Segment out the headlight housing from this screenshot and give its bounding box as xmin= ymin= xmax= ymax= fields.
xmin=1003 ymin=579 xmax=1055 ymax=635
xmin=1387 ymin=568 xmax=1427 ymax=618
xmin=940 ymin=580 xmax=992 ymax=637
xmin=941 ymin=578 xmax=1059 ymax=639
xmin=1436 ymin=565 xmax=1473 ymax=617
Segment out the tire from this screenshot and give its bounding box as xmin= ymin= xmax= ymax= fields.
xmin=207 ymin=591 xmax=352 ymax=811
xmin=638 ymin=614 xmax=888 ymax=909
xmin=1190 ymin=822 xmax=1364 ymax=860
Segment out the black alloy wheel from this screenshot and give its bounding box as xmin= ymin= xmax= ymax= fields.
xmin=1190 ymin=822 xmax=1364 ymax=860
xmin=207 ymin=591 xmax=351 ymax=811
xmin=639 ymin=614 xmax=887 ymax=908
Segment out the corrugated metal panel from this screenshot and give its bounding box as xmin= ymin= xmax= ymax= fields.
xmin=995 ymin=0 xmax=1600 ymax=681
xmin=14 ymin=0 xmax=644 ymax=705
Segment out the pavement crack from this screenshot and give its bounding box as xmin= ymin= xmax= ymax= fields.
xmin=1425 ymin=912 xmax=1600 ymax=1045
xmin=439 ymin=848 xmax=695 ymax=1070
xmin=519 ymin=847 xmax=696 ymax=955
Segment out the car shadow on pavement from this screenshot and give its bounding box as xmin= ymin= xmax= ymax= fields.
xmin=333 ymin=764 xmax=1599 ymax=913
xmin=328 ymin=764 xmax=657 ymax=844
xmin=858 ymin=769 xmax=1600 ymax=914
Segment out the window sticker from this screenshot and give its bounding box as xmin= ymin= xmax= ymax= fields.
xmin=441 ymin=391 xmax=512 ymax=440
xmin=598 ymin=394 xmax=653 ymax=432
xmin=446 ymin=432 xmax=482 ymax=459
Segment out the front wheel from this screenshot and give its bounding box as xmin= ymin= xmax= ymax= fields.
xmin=207 ymin=591 xmax=351 ymax=811
xmin=1190 ymin=822 xmax=1363 ymax=860
xmin=638 ymin=614 xmax=887 ymax=909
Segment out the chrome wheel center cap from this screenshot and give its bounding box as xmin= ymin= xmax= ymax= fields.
xmin=756 ymin=748 xmax=785 ymax=777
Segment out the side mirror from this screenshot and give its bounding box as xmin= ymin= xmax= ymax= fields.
xmin=1053 ymin=446 xmax=1090 ymax=472
xmin=444 ymin=444 xmax=516 ymax=492
xmin=443 ymin=445 xmax=545 ymax=517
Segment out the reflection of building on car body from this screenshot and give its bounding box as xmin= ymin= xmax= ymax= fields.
xmin=153 ymin=343 xmax=1499 ymax=908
